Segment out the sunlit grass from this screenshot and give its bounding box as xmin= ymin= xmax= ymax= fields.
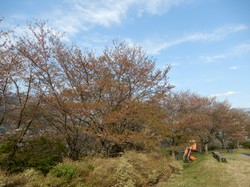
xmin=159 ymin=149 xmax=250 ymax=187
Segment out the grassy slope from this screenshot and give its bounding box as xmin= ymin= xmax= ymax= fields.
xmin=1 ymin=150 xmax=249 ymax=186
xmin=158 ymin=149 xmax=250 ymax=187
xmin=0 ymin=151 xmax=179 ymax=187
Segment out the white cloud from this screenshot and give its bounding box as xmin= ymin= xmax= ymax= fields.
xmin=143 ymin=0 xmax=193 ymax=15
xmin=196 ymin=41 xmax=250 ymax=64
xmin=199 ymin=55 xmax=225 ymax=63
xmin=2 ymin=0 xmax=199 ymax=44
xmin=49 ymin=0 xmax=131 ymax=36
xmin=170 ymin=62 xmax=181 ymax=67
xmin=229 ymin=66 xmax=239 ymax=70
xmin=229 ymin=42 xmax=250 ymax=55
xmin=210 ymin=91 xmax=239 ymax=98
xmin=143 ymin=24 xmax=247 ymax=54
xmin=43 ymin=0 xmax=195 ymax=38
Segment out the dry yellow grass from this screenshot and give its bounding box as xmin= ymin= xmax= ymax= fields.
xmin=4 ymin=150 xmax=249 ymax=187
xmin=87 ymin=151 xmax=180 ymax=187
xmin=0 ymin=151 xmax=181 ymax=187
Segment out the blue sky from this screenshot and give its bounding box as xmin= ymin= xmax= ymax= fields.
xmin=1 ymin=0 xmax=250 ymax=108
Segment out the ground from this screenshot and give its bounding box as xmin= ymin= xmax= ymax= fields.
xmin=0 ymin=149 xmax=249 ymax=186
xmin=158 ymin=149 xmax=250 ymax=187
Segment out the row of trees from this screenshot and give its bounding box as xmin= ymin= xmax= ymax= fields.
xmin=0 ymin=21 xmax=249 ymax=168
xmin=161 ymin=92 xmax=249 ymax=157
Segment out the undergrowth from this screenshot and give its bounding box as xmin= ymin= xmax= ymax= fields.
xmin=0 ymin=151 xmax=181 ymax=187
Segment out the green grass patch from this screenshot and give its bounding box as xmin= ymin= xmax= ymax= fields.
xmin=50 ymin=164 xmax=77 ymax=180
xmin=161 ymin=149 xmax=250 ymax=187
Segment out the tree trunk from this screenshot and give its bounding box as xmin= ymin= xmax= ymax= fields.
xmin=67 ymin=137 xmax=80 ymax=160
xmin=236 ymin=142 xmax=240 ymax=149
xmin=202 ymin=143 xmax=209 ymax=154
xmin=221 ymin=140 xmax=225 ymax=149
xmin=171 ymin=150 xmax=175 ymax=159
xmin=69 ymin=149 xmax=79 ymax=160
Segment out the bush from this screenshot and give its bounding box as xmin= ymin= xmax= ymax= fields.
xmin=209 ymin=144 xmax=221 ymax=150
xmin=50 ymin=164 xmax=77 ymax=180
xmin=161 ymin=147 xmax=171 ymax=157
xmin=241 ymin=141 xmax=250 ymax=149
xmin=0 ymin=141 xmax=14 ymax=154
xmin=0 ymin=136 xmax=67 ymax=174
xmin=0 ymin=140 xmax=24 ymax=173
xmin=88 ymin=151 xmax=179 ymax=186
xmin=49 ymin=159 xmax=94 ymax=183
xmin=0 ymin=151 xmax=179 ymax=186
xmin=227 ymin=141 xmax=237 ymax=149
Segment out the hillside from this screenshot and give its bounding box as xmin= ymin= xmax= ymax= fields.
xmin=159 ymin=149 xmax=250 ymax=187
xmin=1 ymin=149 xmax=249 ymax=186
xmin=0 ymin=151 xmax=182 ymax=186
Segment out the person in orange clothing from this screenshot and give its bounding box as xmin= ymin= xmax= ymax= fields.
xmin=183 ymin=140 xmax=197 ymax=162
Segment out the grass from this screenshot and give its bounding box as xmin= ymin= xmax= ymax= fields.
xmin=86 ymin=151 xmax=177 ymax=186
xmin=158 ymin=149 xmax=250 ymax=187
xmin=0 ymin=151 xmax=180 ymax=187
xmin=1 ymin=149 xmax=249 ymax=186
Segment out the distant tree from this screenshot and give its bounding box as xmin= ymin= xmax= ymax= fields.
xmin=245 ymin=113 xmax=250 ymax=140
xmin=177 ymin=92 xmax=216 ymax=154
xmin=157 ymin=91 xmax=213 ymax=157
xmin=214 ymin=106 xmax=248 ymax=149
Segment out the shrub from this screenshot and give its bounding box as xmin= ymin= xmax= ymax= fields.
xmin=0 ymin=151 xmax=179 ymax=186
xmin=87 ymin=151 xmax=179 ymax=186
xmin=49 ymin=159 xmax=94 ymax=182
xmin=0 ymin=141 xmax=14 ymax=154
xmin=50 ymin=164 xmax=77 ymax=180
xmin=227 ymin=141 xmax=237 ymax=149
xmin=241 ymin=141 xmax=250 ymax=149
xmin=81 ymin=163 xmax=95 ymax=176
xmin=0 ymin=136 xmax=67 ymax=174
xmin=208 ymin=144 xmax=221 ymax=150
xmin=161 ymin=147 xmax=171 ymax=157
